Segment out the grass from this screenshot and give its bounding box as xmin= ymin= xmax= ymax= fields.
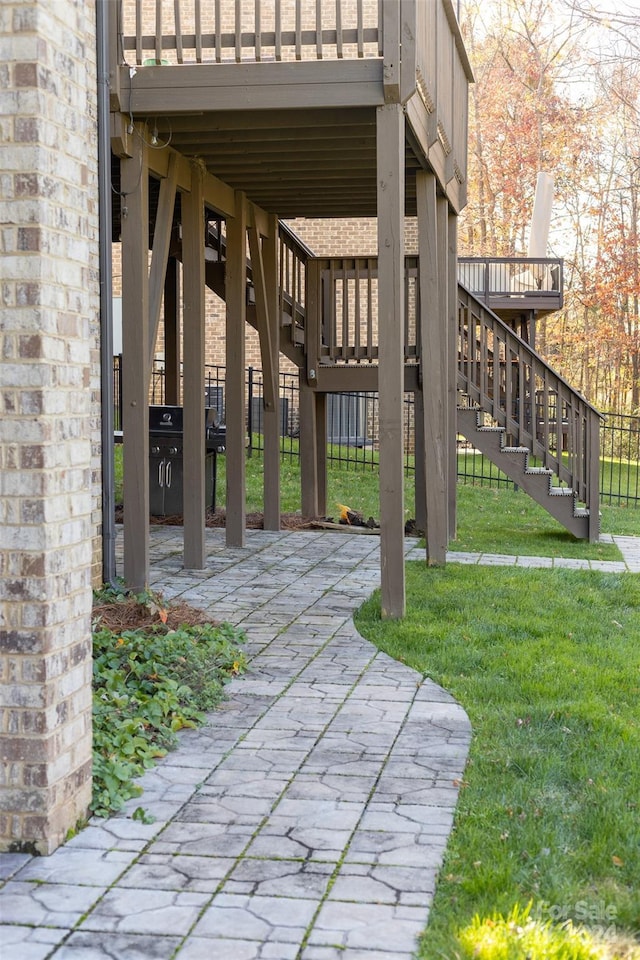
xmin=354 ymin=564 xmax=640 ymax=959
xmin=114 ymin=442 xmax=639 ymax=556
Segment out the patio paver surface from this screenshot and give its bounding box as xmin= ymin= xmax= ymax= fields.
xmin=1 ymin=528 xmax=637 ymax=960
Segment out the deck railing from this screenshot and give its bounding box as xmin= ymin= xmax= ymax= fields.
xmin=112 ymin=1 xmax=470 ymax=195
xmin=458 ymin=257 xmax=564 ymax=309
xmin=117 ymin=0 xmax=382 ymax=65
xmin=278 ymin=223 xmax=311 ymax=347
xmin=310 ymin=255 xmax=419 ymax=363
xmin=457 ymin=285 xmax=600 ymax=523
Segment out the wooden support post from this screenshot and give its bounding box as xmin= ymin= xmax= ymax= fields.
xmin=587 ymin=411 xmax=600 ymax=543
xmin=416 ymin=171 xmax=447 ymax=564
xmin=299 ymin=372 xmax=319 ymax=518
xmin=182 ymin=164 xmax=206 ymax=569
xmin=413 ymin=388 xmax=426 ymax=533
xmin=447 ymin=209 xmax=458 ymax=540
xmin=148 ymin=153 xmax=178 ymax=369
xmin=225 ymin=193 xmax=247 ymax=546
xmin=262 ymin=214 xmax=281 ymax=530
xmin=316 ymin=392 xmax=327 ymax=518
xmin=377 ymin=102 xmax=405 ymax=618
xmin=164 ymin=257 xmax=180 ymax=405
xmin=121 ymin=131 xmax=150 ymax=590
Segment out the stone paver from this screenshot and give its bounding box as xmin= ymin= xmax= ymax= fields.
xmin=1 ymin=527 xmax=637 ymax=960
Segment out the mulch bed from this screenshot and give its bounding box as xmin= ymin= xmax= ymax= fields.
xmin=114 ymin=505 xmax=315 ymax=530
xmin=92 ymin=597 xmax=215 ymax=633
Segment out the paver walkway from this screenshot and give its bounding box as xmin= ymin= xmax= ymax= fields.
xmin=1 ymin=529 xmax=637 ymax=960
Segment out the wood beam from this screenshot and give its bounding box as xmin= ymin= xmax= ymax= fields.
xmin=164 ymin=257 xmax=180 ymax=405
xmin=416 ymin=171 xmax=447 ymax=564
xmin=413 ymin=387 xmax=426 ymax=534
xmin=148 ymin=153 xmax=178 ymax=369
xmin=382 ymin=0 xmax=401 ymax=103
xmin=299 ymin=373 xmax=319 ymax=518
xmin=247 ymin=211 xmax=276 ymax=413
xmin=400 ymin=0 xmax=417 ymax=104
xmin=225 ymin=193 xmax=248 ymax=546
xmin=182 ymin=164 xmax=206 ymax=569
xmin=262 ymin=213 xmax=281 ymax=531
xmin=315 ymin=393 xmax=327 ymax=518
xmin=377 ymin=102 xmax=405 ymax=619
xmin=121 ymin=130 xmax=149 ymax=590
xmin=447 ymin=209 xmax=458 ymax=539
xmin=122 ymin=60 xmax=384 ymax=113
xmin=144 ymin=142 xmax=236 ymax=218
xmin=154 ymin=107 xmax=376 ymax=133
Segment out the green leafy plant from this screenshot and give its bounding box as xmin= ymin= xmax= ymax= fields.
xmin=91 ymin=591 xmax=246 ymax=817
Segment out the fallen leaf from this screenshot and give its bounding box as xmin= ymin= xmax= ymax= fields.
xmin=612 ymin=855 xmax=624 ymax=867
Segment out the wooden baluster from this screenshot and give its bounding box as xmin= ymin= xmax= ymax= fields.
xmin=135 ymin=0 xmax=142 ymax=64
xmin=174 ymin=0 xmax=183 ymax=63
xmin=155 ymin=0 xmax=162 ymax=63
xmin=195 ymin=0 xmax=202 ymax=62
xmin=367 ymin=261 xmax=374 ymax=359
xmin=275 ymin=0 xmax=282 ymax=60
xmin=354 ymin=259 xmax=361 ymax=358
xmin=235 ymin=0 xmax=241 ymax=62
xmin=215 ymin=0 xmax=222 ymax=62
xmin=255 ymin=0 xmax=261 ymax=61
xmin=316 ymin=0 xmax=323 ymax=59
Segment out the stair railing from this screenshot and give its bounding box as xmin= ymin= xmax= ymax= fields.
xmin=458 ymin=284 xmax=600 ymax=533
xmin=309 ymin=255 xmax=419 ymax=364
xmin=278 ymin=222 xmax=312 ymax=349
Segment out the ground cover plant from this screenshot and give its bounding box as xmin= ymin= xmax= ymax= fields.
xmin=354 ymin=564 xmax=640 ymax=959
xmin=91 ymin=584 xmax=246 ymax=817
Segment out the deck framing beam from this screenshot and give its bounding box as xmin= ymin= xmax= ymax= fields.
xmin=121 ymin=130 xmax=150 ymax=590
xmin=377 ymin=102 xmax=405 ymax=619
xmin=447 ymin=209 xmax=458 ymax=539
xmin=182 ymin=164 xmax=207 ymax=570
xmin=248 ymin=210 xmax=281 ymax=530
xmin=148 ymin=153 xmax=178 ymax=368
xmin=416 ymin=171 xmax=447 ymax=564
xmin=164 ymin=257 xmax=180 ymax=405
xmin=225 ymin=193 xmax=248 ymax=546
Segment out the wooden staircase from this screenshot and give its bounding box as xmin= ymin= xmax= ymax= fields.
xmin=192 ymin=218 xmax=601 ymax=542
xmin=457 ymin=285 xmax=600 ymax=541
xmin=457 ymin=405 xmax=592 ymax=538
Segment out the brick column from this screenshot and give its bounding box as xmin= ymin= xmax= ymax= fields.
xmin=0 ymin=1 xmax=99 ymax=853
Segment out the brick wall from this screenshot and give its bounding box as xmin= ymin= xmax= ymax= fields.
xmin=0 ymin=0 xmax=99 ymax=853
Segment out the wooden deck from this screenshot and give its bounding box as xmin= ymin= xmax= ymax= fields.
xmin=108 ymin=0 xmax=474 ymax=617
xmin=109 ymin=0 xmax=472 ymax=217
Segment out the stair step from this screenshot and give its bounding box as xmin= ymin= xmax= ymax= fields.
xmin=503 ymin=446 xmax=529 ymax=454
xmin=548 ymin=487 xmax=574 ymax=497
xmin=525 ymin=466 xmax=553 ymax=475
xmin=574 ymin=507 xmax=590 ymax=517
xmin=477 ymin=426 xmax=505 ymax=433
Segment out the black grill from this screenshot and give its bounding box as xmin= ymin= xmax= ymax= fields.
xmin=149 ymin=405 xmax=226 ymax=516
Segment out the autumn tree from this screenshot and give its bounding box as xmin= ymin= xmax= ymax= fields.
xmin=460 ymin=0 xmax=640 ymax=414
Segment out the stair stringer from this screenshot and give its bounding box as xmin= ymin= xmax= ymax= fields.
xmin=457 ymin=406 xmax=591 ymax=540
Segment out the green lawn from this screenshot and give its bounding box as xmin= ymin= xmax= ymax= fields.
xmin=355 ymin=564 xmax=640 ymax=959
xmin=113 ymin=443 xmax=639 ymax=557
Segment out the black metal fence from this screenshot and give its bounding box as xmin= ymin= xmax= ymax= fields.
xmin=113 ymin=357 xmax=640 ymax=508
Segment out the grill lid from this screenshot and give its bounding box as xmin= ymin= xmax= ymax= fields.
xmin=149 ymin=405 xmax=225 ymax=441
